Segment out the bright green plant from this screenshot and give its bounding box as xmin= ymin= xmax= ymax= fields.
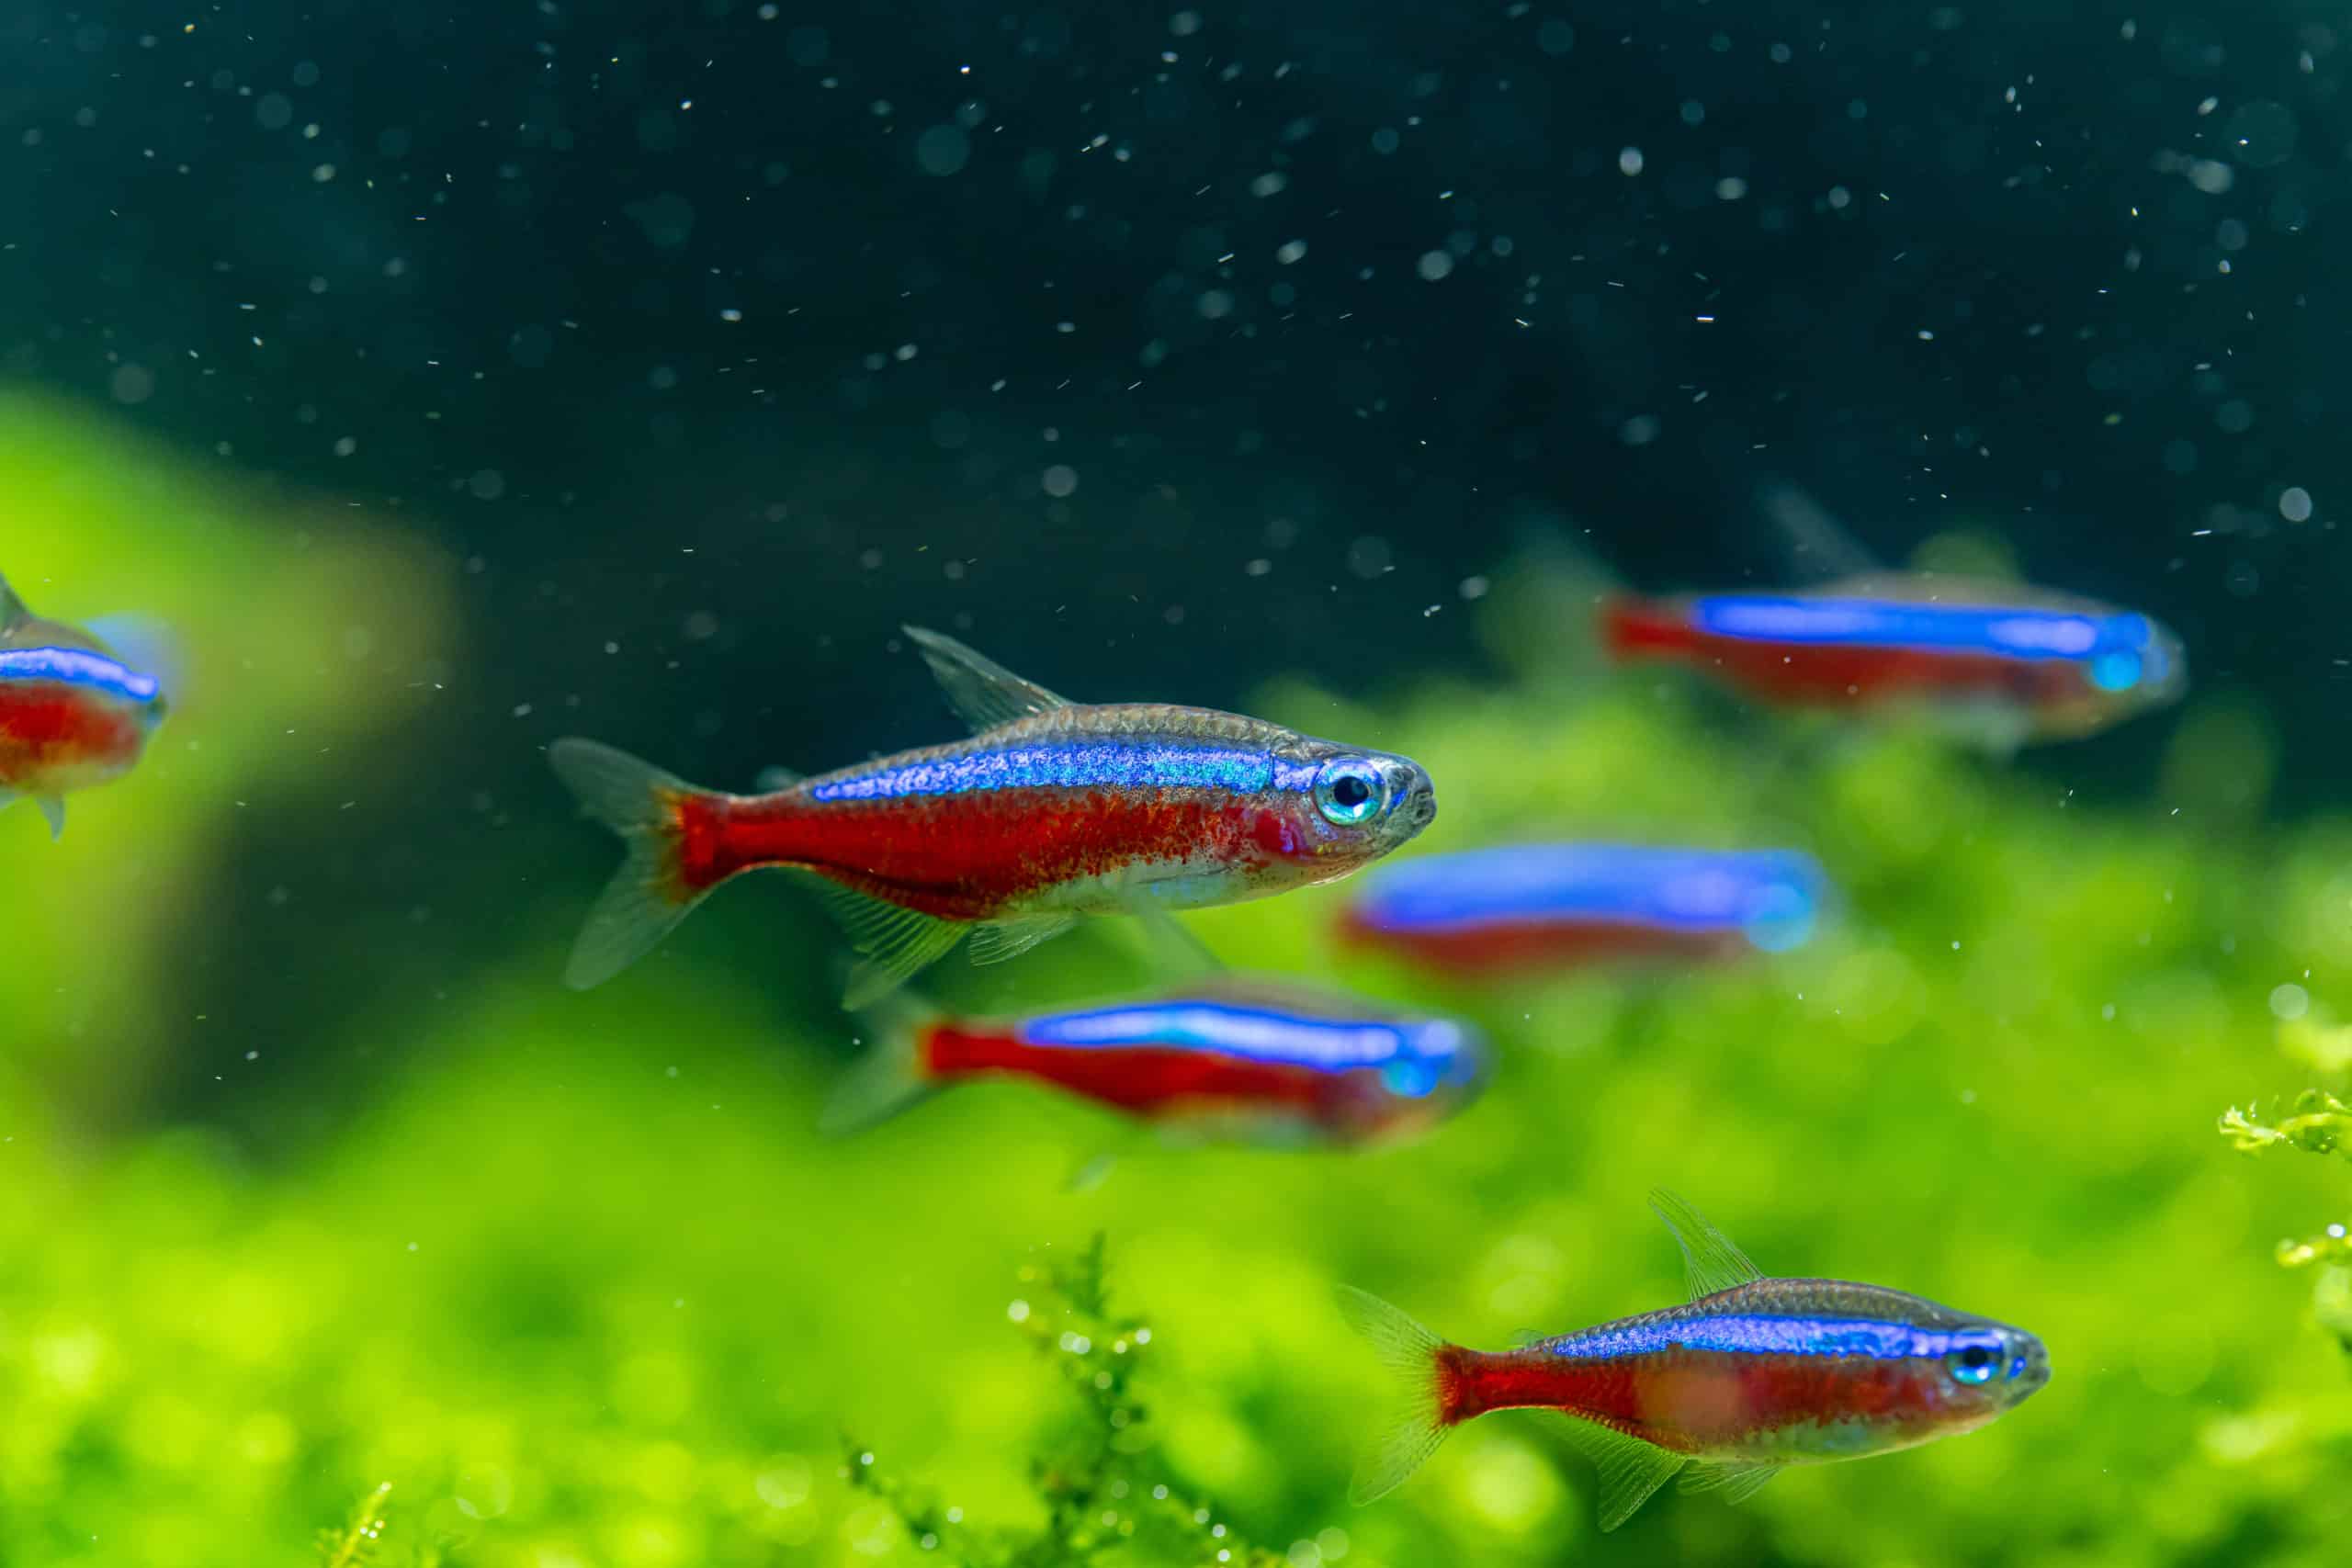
xmin=851 ymin=1236 xmax=1282 ymax=1568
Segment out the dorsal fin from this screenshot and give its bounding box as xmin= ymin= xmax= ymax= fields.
xmin=0 ymin=574 xmax=32 ymax=635
xmin=1754 ymin=479 xmax=1885 ymax=586
xmin=1647 ymin=1189 xmax=1764 ymax=1300
xmin=902 ymin=626 xmax=1072 ymax=734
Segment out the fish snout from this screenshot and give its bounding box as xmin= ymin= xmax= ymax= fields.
xmin=2007 ymin=1330 xmax=2052 ymax=1400
xmin=1385 ymin=760 xmax=1437 ymax=837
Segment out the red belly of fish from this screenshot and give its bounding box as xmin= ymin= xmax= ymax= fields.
xmin=1609 ymin=607 xmax=2042 ymax=707
xmin=0 ymin=686 xmax=141 ymax=786
xmin=1446 ymin=1348 xmax=1934 ymax=1450
xmin=673 ymin=785 xmax=1265 ymax=918
xmin=922 ymin=1027 xmax=1331 ymax=1119
xmin=1342 ymin=914 xmax=1744 ymax=973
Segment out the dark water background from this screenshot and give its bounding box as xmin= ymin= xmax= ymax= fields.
xmin=6 ymin=0 xmax=2340 ymax=1126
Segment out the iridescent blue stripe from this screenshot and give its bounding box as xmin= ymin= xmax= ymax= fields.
xmin=1690 ymin=595 xmax=2152 ymax=662
xmin=0 ymin=646 xmax=160 ymax=703
xmin=1539 ymin=1313 xmax=2003 ymax=1363
xmin=1351 ymin=844 xmax=1826 ymax=951
xmin=1020 ymin=998 xmax=1465 ymax=1074
xmin=808 ymin=739 xmax=1282 ymax=802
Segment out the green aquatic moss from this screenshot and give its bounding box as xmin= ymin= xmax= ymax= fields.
xmin=5 ymin=478 xmax=2352 ymax=1563
xmin=849 ymin=1235 xmax=1283 ymax=1568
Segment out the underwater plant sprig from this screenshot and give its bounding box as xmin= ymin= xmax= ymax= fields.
xmin=2219 ymin=1079 xmax=2352 ymax=1349
xmin=312 ymin=1482 xmax=446 ymax=1568
xmin=2217 ymin=1090 xmax=2352 ymax=1161
xmin=850 ymin=1235 xmax=1283 ymax=1568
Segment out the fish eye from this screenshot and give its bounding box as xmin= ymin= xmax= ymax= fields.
xmin=2089 ymin=649 xmax=2143 ymax=693
xmin=1379 ymin=1058 xmax=1438 ymax=1099
xmin=1945 ymin=1345 xmax=2001 ymax=1386
xmin=1314 ymin=758 xmax=1389 ymax=827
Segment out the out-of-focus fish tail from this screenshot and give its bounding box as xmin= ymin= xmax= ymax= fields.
xmin=1334 ymin=1284 xmax=1457 ymax=1504
xmin=549 ymin=737 xmax=716 ymax=989
xmin=1599 ymin=594 xmax=1695 ymax=662
xmin=820 ymin=992 xmax=944 ymax=1135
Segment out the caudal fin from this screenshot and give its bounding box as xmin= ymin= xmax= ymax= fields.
xmin=1334 ymin=1284 xmax=1455 ymax=1504
xmin=549 ymin=738 xmax=714 ymax=989
xmin=820 ymin=993 xmax=943 ymax=1135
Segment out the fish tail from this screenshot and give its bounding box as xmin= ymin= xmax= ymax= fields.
xmin=1599 ymin=594 xmax=1695 ymax=661
xmin=1334 ymin=1284 xmax=1460 ymax=1504
xmin=820 ymin=992 xmax=944 ymax=1135
xmin=549 ymin=737 xmax=719 ymax=989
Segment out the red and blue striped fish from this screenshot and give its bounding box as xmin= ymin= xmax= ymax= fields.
xmin=1339 ymin=1190 xmax=2048 ymax=1529
xmin=1601 ymin=573 xmax=2186 ymax=748
xmin=1339 ymin=843 xmax=1828 ymax=975
xmin=0 ymin=574 xmax=170 ymax=838
xmin=553 ymin=628 xmax=1437 ymax=1005
xmin=827 ymin=978 xmax=1487 ymax=1145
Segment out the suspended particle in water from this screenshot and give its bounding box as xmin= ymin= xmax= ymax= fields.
xmin=915 ymin=124 xmax=970 ymax=175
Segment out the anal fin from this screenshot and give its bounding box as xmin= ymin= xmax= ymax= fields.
xmin=969 ymin=914 xmax=1077 ymax=966
xmin=808 ymin=877 xmax=968 ymax=1009
xmin=1678 ymin=1459 xmax=1781 ymax=1504
xmin=1530 ymin=1411 xmax=1684 ymax=1533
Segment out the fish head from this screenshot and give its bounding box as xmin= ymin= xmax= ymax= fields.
xmin=1262 ymin=738 xmax=1436 ymax=883
xmin=2036 ymin=610 xmax=2188 ymax=738
xmin=1336 ymin=1014 xmax=1487 ymax=1142
xmin=1920 ymin=1318 xmax=2051 ymax=1431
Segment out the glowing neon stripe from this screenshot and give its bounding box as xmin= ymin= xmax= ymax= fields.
xmin=1690 ymin=595 xmax=2152 ymax=661
xmin=1351 ymin=844 xmax=1826 ymax=950
xmin=1539 ymin=1314 xmax=2005 ymax=1363
xmin=0 ymin=646 xmax=161 ymax=703
xmin=1021 ymin=998 xmax=1466 ymax=1074
xmin=808 ymin=739 xmax=1287 ymax=802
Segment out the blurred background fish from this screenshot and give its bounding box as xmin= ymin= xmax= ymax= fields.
xmin=1340 ymin=843 xmax=1830 ymax=975
xmin=827 ymin=977 xmax=1487 ymax=1148
xmin=0 ymin=574 xmax=169 ymax=837
xmin=1601 ymin=577 xmax=2187 ymax=750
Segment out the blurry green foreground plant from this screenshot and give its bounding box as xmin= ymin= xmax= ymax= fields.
xmin=850 ymin=1235 xmax=1281 ymax=1568
xmin=315 ymin=1482 xmax=444 ymax=1568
